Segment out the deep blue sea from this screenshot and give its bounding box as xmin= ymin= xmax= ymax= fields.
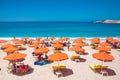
xmin=0 ymin=22 xmax=120 ymax=38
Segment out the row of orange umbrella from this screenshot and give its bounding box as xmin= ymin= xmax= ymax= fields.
xmin=3 ymin=51 xmax=114 ymax=63
xmin=3 ymin=51 xmax=68 ymax=64
xmin=1 ymin=37 xmax=119 ymax=44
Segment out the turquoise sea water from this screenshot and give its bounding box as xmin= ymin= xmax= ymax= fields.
xmin=0 ymin=22 xmax=120 ymax=38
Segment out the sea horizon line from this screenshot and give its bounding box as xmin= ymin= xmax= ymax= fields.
xmin=0 ymin=21 xmax=93 ymax=23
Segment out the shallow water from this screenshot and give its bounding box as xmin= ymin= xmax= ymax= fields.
xmin=0 ymin=22 xmax=120 ymax=37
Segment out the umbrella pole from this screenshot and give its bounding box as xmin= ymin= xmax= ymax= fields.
xmin=100 ymin=60 xmax=104 ymax=80
xmin=58 ymin=61 xmax=60 ymax=67
xmin=101 ymin=60 xmax=104 ymax=73
xmin=57 ymin=61 xmax=60 ymax=80
xmin=101 ymin=60 xmax=105 ymax=80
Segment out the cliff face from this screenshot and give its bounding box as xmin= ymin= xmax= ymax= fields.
xmin=95 ymin=19 xmax=120 ymax=24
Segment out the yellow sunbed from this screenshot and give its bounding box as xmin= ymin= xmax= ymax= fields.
xmin=70 ymin=55 xmax=80 ymax=60
xmin=54 ymin=50 xmax=61 ymax=53
xmin=101 ymin=66 xmax=108 ymax=70
xmin=52 ymin=64 xmax=66 ymax=71
xmin=89 ymin=64 xmax=108 ymax=71
xmin=89 ymin=64 xmax=101 ymax=70
xmin=117 ymin=49 xmax=120 ymax=51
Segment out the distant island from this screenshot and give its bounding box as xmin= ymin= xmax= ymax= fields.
xmin=95 ymin=19 xmax=120 ymax=24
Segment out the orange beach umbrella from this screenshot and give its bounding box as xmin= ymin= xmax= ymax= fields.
xmin=110 ymin=39 xmax=119 ymax=43
xmin=53 ymin=40 xmax=62 ymax=44
xmin=73 ymin=38 xmax=85 ymax=43
xmin=43 ymin=38 xmax=49 ymax=41
xmin=3 ymin=47 xmax=18 ymax=53
xmin=99 ymin=42 xmax=110 ymax=46
xmin=60 ymin=37 xmax=70 ymax=41
xmin=48 ymin=52 xmax=68 ymax=61
xmin=106 ymin=37 xmax=113 ymax=41
xmin=53 ymin=43 xmax=63 ymax=48
xmin=92 ymin=52 xmax=114 ymax=61
xmin=96 ymin=46 xmax=111 ymax=52
xmin=21 ymin=37 xmax=29 ymax=41
xmin=3 ymin=52 xmax=27 ymax=60
xmin=36 ymin=37 xmax=41 ymax=41
xmin=34 ymin=47 xmax=49 ymax=54
xmin=13 ymin=40 xmax=25 ymax=45
xmin=75 ymin=42 xmax=86 ymax=47
xmin=1 ymin=44 xmax=14 ymax=49
xmin=92 ymin=52 xmax=114 ymax=77
xmin=49 ymin=37 xmax=55 ymax=40
xmin=48 ymin=52 xmax=68 ymax=77
xmin=0 ymin=40 xmax=7 ymax=43
xmin=69 ymin=46 xmax=85 ymax=53
xmin=91 ymin=38 xmax=100 ymax=44
xmin=29 ymin=43 xmax=39 ymax=48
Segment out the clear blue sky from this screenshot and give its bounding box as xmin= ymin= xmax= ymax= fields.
xmin=0 ymin=0 xmax=120 ymax=22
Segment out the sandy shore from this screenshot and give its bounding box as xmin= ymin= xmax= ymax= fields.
xmin=0 ymin=38 xmax=120 ymax=80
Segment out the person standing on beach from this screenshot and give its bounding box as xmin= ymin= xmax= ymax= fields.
xmin=45 ymin=53 xmax=48 ymax=60
xmin=67 ymin=41 xmax=71 ymax=51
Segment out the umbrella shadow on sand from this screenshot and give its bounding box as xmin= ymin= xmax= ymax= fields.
xmin=71 ymin=58 xmax=86 ymax=63
xmin=82 ymin=52 xmax=89 ymax=55
xmin=104 ymin=60 xmax=113 ymax=62
xmin=76 ymin=52 xmax=89 ymax=55
xmin=107 ymin=68 xmax=116 ymax=76
xmin=14 ymin=68 xmax=34 ymax=76
xmin=62 ymin=68 xmax=74 ymax=77
xmin=106 ymin=51 xmax=111 ymax=54
xmin=46 ymin=60 xmax=53 ymax=64
xmin=97 ymin=68 xmax=116 ymax=76
xmin=80 ymin=58 xmax=87 ymax=62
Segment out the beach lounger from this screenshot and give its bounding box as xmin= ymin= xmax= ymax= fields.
xmin=90 ymin=65 xmax=108 ymax=70
xmin=89 ymin=64 xmax=108 ymax=73
xmin=54 ymin=50 xmax=61 ymax=53
xmin=52 ymin=64 xmax=66 ymax=71
xmin=89 ymin=64 xmax=102 ymax=72
xmin=101 ymin=66 xmax=108 ymax=70
xmin=59 ymin=64 xmax=66 ymax=70
xmin=18 ymin=46 xmax=26 ymax=50
xmin=52 ymin=64 xmax=66 ymax=77
xmin=52 ymin=64 xmax=58 ymax=71
xmin=52 ymin=64 xmax=66 ymax=74
xmin=7 ymin=65 xmax=12 ymax=73
xmin=70 ymin=55 xmax=80 ymax=62
xmin=117 ymin=48 xmax=120 ymax=51
xmin=79 ymin=52 xmax=85 ymax=55
xmin=90 ymin=45 xmax=96 ymax=49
